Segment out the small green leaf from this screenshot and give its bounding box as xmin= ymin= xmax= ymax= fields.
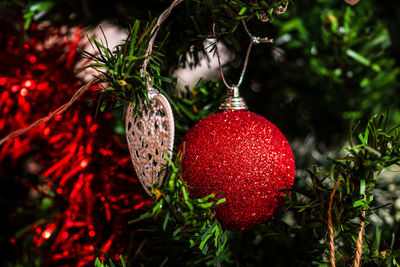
xmin=100 ymin=101 xmax=107 ymax=112
xmin=23 ymin=1 xmax=55 ymax=29
xmin=360 ymin=78 xmax=370 ymax=88
xmin=24 ymin=16 xmax=32 ymax=30
xmin=201 ymin=243 xmax=209 ymax=255
xmin=163 ymin=211 xmax=170 ymax=230
xmin=197 ymin=194 xmax=215 ymax=203
xmin=365 ymin=146 xmax=382 ymax=157
xmin=214 ymin=226 xmax=220 ymax=247
xmin=353 ymin=198 xmax=366 ymax=208
xmin=367 ymin=195 xmax=374 ymax=203
xmin=215 ymin=198 xmax=226 ymax=205
xmin=120 ymin=255 xmax=126 ymax=267
xmin=346 ymin=49 xmax=370 ymax=66
xmin=197 ymin=202 xmax=215 ymax=209
xmin=95 ymin=258 xmax=103 ymax=267
xmin=238 ymin=7 xmax=247 ymax=15
xmin=152 ymin=199 xmax=164 ymax=214
xmin=173 ymin=227 xmax=182 ymax=237
xmin=360 ymin=179 xmax=365 ymax=195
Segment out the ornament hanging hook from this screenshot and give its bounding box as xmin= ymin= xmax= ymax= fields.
xmin=213 ymin=21 xmax=273 ymax=111
xmin=241 ymin=20 xmax=274 ymax=45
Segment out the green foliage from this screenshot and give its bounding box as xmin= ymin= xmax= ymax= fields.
xmin=81 ymin=20 xmax=174 ymax=114
xmin=283 ymin=112 xmax=400 ymax=266
xmin=217 ymin=113 xmax=400 ymax=266
xmin=94 ymin=255 xmax=126 ymax=267
xmin=224 ymin=0 xmax=289 ymax=20
xmin=173 ymin=79 xmax=225 ymax=146
xmin=11 ymin=0 xmax=291 ymax=70
xmin=266 ymin=1 xmax=400 ymax=144
xmin=4 ymin=0 xmax=400 ymax=266
xmin=23 ymin=1 xmax=54 ymax=29
xmin=199 ymin=0 xmax=289 ymax=30
xmin=129 ymin=153 xmax=227 ymax=260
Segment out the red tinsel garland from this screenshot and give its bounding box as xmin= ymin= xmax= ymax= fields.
xmin=0 ymin=23 xmax=148 ymax=266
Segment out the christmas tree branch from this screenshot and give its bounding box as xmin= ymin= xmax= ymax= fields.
xmin=129 ymin=152 xmax=228 ymax=258
xmin=288 ymin=112 xmax=400 ymax=265
xmin=0 ymin=0 xmax=184 ymax=146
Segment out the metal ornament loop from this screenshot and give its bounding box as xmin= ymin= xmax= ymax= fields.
xmin=252 ymin=36 xmax=260 ymax=44
xmin=214 ymin=21 xmax=272 ymax=111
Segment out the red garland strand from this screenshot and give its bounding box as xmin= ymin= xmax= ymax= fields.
xmin=0 ymin=23 xmax=149 ymax=266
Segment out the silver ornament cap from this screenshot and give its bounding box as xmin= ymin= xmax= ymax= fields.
xmin=219 ymin=86 xmax=248 ymax=111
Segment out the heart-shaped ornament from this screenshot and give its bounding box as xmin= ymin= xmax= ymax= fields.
xmin=344 ymin=0 xmax=360 ymax=5
xmin=125 ymin=91 xmax=174 ymax=195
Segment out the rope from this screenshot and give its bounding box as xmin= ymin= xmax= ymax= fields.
xmin=141 ymin=0 xmax=184 ymax=77
xmin=328 ymin=181 xmax=341 ymax=267
xmin=353 ymin=195 xmax=366 ymax=267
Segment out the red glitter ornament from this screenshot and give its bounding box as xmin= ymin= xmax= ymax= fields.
xmin=180 ymin=110 xmax=295 ymax=231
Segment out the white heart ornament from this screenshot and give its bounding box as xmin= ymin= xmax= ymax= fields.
xmin=125 ymin=91 xmax=174 ymax=195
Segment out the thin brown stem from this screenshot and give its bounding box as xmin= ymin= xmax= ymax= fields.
xmin=0 ymin=75 xmax=103 ymax=147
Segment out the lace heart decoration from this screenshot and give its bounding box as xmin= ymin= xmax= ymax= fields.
xmin=125 ymin=92 xmax=174 ymax=195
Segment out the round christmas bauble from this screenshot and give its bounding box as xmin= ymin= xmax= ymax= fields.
xmin=180 ymin=110 xmax=295 ymax=231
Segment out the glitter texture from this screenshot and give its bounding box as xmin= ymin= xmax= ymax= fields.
xmin=180 ymin=110 xmax=295 ymax=231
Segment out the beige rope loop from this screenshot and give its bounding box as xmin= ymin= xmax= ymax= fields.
xmin=328 ymin=181 xmax=341 ymax=267
xmin=141 ymin=0 xmax=184 ymax=79
xmin=353 ymin=195 xmax=366 ymax=267
xmin=327 ymin=183 xmax=366 ymax=267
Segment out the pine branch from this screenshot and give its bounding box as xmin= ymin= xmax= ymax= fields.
xmin=81 ymin=20 xmax=174 ymax=114
xmin=129 ymin=152 xmax=228 ymax=259
xmin=286 ymin=112 xmax=400 ymax=265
